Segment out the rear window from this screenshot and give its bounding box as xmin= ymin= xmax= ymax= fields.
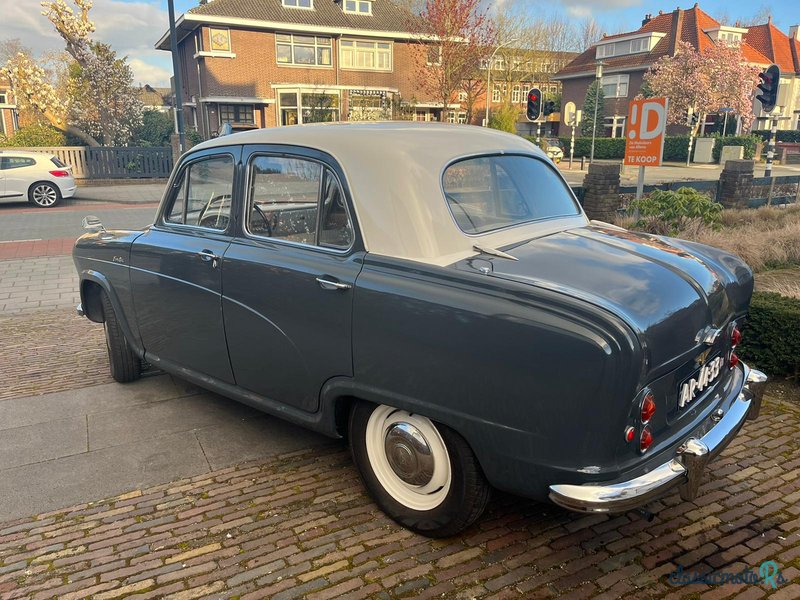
xmin=442 ymin=155 xmax=580 ymax=235
xmin=51 ymin=157 xmax=67 ymax=168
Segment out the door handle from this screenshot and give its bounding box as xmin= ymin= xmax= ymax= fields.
xmin=315 ymin=276 xmax=351 ymax=291
xmin=198 ymin=249 xmax=219 ymax=268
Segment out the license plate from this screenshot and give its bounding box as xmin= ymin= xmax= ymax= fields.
xmin=678 ymin=355 xmax=724 ymax=410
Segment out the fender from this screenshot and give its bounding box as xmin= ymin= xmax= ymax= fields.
xmin=79 ymin=269 xmax=145 ymax=359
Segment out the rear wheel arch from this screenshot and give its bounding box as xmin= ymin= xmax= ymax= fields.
xmin=81 ymin=280 xmax=105 ymax=323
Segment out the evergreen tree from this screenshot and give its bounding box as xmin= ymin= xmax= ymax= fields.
xmin=581 ymin=80 xmax=604 ymax=137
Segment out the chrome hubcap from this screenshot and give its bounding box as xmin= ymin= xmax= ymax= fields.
xmin=33 ymin=185 xmax=57 ymax=206
xmin=384 ymin=422 xmax=434 ymax=486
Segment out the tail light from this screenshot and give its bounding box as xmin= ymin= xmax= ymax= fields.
xmin=641 ymin=393 xmax=656 ymax=423
xmin=730 ymin=353 xmax=740 ymax=368
xmin=49 ymin=170 xmax=71 ymax=177
xmin=640 ymin=426 xmax=653 ymax=452
xmin=731 ymin=327 xmax=742 ymax=347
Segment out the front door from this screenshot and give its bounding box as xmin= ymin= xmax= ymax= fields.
xmin=222 ymin=148 xmax=363 ymax=412
xmin=130 ymin=148 xmax=240 ymax=383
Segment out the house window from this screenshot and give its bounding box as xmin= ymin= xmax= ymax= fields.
xmin=340 ymin=39 xmax=391 ymax=71
xmin=279 ymin=90 xmax=340 ymax=125
xmin=427 ymin=46 xmax=442 ymax=66
xmin=0 ymin=93 xmax=7 ymax=105
xmin=276 ymin=33 xmax=332 ymax=66
xmin=604 ymin=115 xmax=626 ymax=138
xmin=601 ymin=74 xmax=629 ymax=98
xmin=219 ymin=104 xmax=254 ymax=126
xmin=208 ymin=28 xmax=231 ymax=53
xmin=597 ymin=37 xmax=650 ymax=59
xmin=282 ymin=0 xmax=312 ymax=8
xmin=344 ymin=0 xmax=372 ymax=14
xmin=457 ymin=90 xmax=467 ymax=102
xmin=492 ymin=84 xmax=500 ymax=103
xmin=447 ymin=111 xmax=467 ymax=124
xmin=512 ymin=85 xmax=521 ymax=104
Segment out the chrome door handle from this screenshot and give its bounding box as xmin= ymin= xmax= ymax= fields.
xmin=198 ymin=249 xmax=219 ymax=268
xmin=315 ymin=277 xmax=351 ymax=291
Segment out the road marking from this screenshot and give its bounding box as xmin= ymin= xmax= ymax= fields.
xmin=0 ymin=239 xmax=42 ymax=244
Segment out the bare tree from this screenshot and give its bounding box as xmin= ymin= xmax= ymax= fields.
xmin=576 ymin=17 xmax=603 ymax=52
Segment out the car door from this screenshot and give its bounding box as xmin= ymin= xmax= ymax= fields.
xmin=130 ymin=146 xmax=240 ymax=384
xmin=222 ymin=147 xmax=364 ymax=412
xmin=0 ymin=158 xmax=6 ymax=199
xmin=1 ymin=156 xmax=36 ymax=199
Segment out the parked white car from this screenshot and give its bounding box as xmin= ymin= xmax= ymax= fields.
xmin=0 ymin=150 xmax=77 ymax=208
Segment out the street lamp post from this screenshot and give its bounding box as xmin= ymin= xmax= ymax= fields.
xmin=589 ymin=60 xmax=605 ymax=164
xmin=168 ymin=0 xmax=186 ymax=153
xmin=484 ymin=38 xmax=518 ymax=127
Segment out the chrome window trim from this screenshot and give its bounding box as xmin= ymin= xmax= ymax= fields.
xmin=241 ymin=151 xmax=355 ymax=255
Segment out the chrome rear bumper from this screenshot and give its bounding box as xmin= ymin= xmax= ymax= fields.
xmin=549 ymin=364 xmax=768 ymax=513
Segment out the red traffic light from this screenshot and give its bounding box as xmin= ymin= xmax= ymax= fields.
xmin=526 ymin=87 xmax=541 ymax=121
xmin=756 ymin=64 xmax=780 ymax=112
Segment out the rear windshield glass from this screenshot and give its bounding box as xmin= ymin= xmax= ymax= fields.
xmin=51 ymin=157 xmax=67 ymax=168
xmin=443 ymin=155 xmax=580 ymax=234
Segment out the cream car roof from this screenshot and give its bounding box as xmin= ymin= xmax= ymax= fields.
xmin=194 ymin=122 xmax=588 ymax=266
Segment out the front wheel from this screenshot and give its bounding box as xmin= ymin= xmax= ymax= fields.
xmin=101 ymin=292 xmax=141 ymax=383
xmin=29 ymin=182 xmax=61 ymax=208
xmin=349 ymin=402 xmax=490 ymax=537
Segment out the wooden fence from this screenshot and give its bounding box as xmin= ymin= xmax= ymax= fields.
xmin=8 ymin=146 xmax=173 ymax=180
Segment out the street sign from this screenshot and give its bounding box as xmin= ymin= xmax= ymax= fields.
xmin=563 ymin=101 xmax=576 ymax=126
xmin=624 ymin=97 xmax=669 ymax=167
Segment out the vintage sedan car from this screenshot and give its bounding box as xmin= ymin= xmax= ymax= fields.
xmin=74 ymin=123 xmax=767 ymax=537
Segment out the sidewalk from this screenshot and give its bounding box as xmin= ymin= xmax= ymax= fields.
xmin=73 ymin=183 xmax=166 ymax=205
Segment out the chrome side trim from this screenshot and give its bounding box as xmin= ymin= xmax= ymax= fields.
xmin=548 ymin=363 xmax=768 ymax=513
xmin=76 ymin=302 xmax=85 ymax=317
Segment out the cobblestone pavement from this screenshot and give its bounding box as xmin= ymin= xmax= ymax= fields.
xmin=2 ymin=256 xmax=800 ymax=598
xmin=0 ymin=256 xmax=80 ymax=315
xmin=0 ymin=399 xmax=798 ymax=600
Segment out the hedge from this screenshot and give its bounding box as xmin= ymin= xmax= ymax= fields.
xmin=738 ymin=292 xmax=800 ymax=379
xmin=539 ymin=134 xmax=759 ymax=162
xmin=753 ymin=130 xmax=800 ymax=143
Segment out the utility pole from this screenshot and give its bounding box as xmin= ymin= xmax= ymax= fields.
xmin=168 ymin=0 xmax=186 ymax=153
xmin=764 ymin=111 xmax=778 ymax=178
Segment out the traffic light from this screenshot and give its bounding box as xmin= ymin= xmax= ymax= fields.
xmin=526 ymin=88 xmax=541 ymax=121
xmin=686 ymin=109 xmax=699 ymax=128
xmin=756 ymin=64 xmax=780 ymax=113
xmin=542 ymin=100 xmax=556 ymax=117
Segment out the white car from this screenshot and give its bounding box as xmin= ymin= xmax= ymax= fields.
xmin=0 ymin=150 xmax=77 ymax=208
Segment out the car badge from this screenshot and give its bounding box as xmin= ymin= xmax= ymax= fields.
xmin=695 ymin=348 xmax=712 ymax=367
xmin=695 ymin=326 xmax=721 ymax=346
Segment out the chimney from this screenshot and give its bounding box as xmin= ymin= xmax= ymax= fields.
xmin=791 ymin=25 xmax=800 ymax=41
xmin=669 ymin=8 xmax=685 ymax=56
xmin=642 ymin=13 xmax=652 ymax=27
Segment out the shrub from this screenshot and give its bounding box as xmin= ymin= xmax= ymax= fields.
xmin=738 ymin=292 xmax=800 ymax=379
xmin=186 ymin=128 xmax=203 ymax=148
xmin=627 ymin=187 xmax=722 ymax=234
xmin=551 ymin=136 xmax=626 ymax=159
xmin=753 ymin=130 xmax=800 ymax=143
xmin=712 ymin=134 xmax=759 ymax=161
xmin=488 ymin=105 xmax=518 ymax=134
xmin=0 ymin=123 xmax=65 ymax=147
xmin=132 ymin=110 xmax=173 ymax=147
xmin=663 ymin=136 xmax=690 ymax=162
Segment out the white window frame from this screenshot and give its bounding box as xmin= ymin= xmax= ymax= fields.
xmin=604 ymin=115 xmax=626 ymax=138
xmin=492 ymin=84 xmax=501 ymax=103
xmin=276 ymin=33 xmax=332 ymax=67
xmin=343 ymin=0 xmax=372 ymax=14
xmin=457 ymin=90 xmax=467 ymax=102
xmin=511 ymin=85 xmax=521 ymax=104
xmin=601 ymin=74 xmax=629 ymax=98
xmin=282 ymin=0 xmax=313 ymax=9
xmin=447 ymin=111 xmax=467 ymax=124
xmin=340 ymin=39 xmax=392 ymax=71
xmin=426 ymin=45 xmax=442 ymax=66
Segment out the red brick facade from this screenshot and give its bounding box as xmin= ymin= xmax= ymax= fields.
xmin=0 ymin=78 xmax=18 ymax=138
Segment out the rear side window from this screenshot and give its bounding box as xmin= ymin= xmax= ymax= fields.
xmin=1 ymin=157 xmax=36 ymax=170
xmin=51 ymin=157 xmax=67 ymax=168
xmin=443 ymin=155 xmax=580 ymax=234
xmin=164 ymin=155 xmax=234 ymax=231
xmin=246 ymin=155 xmax=354 ymax=250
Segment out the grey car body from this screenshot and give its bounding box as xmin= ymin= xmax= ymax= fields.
xmin=74 ymin=123 xmax=767 ymax=535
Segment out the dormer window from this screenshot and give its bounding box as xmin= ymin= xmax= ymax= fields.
xmin=344 ymin=0 xmax=372 ymax=15
xmin=595 ymin=32 xmax=665 ymax=59
xmin=283 ymin=0 xmax=313 ymax=9
xmin=705 ymin=26 xmax=747 ymax=45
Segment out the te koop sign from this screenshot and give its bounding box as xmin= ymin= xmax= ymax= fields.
xmin=624 ymin=97 xmax=669 ymax=167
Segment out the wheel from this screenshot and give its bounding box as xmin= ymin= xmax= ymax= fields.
xmin=101 ymin=292 xmax=141 ymax=383
xmin=29 ymin=182 xmax=61 ymax=208
xmin=349 ymin=402 xmax=491 ymax=537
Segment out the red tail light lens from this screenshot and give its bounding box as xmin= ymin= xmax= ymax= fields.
xmin=641 ymin=393 xmax=656 ymax=424
xmin=49 ymin=170 xmax=71 ymax=177
xmin=730 ymin=353 xmax=739 ymax=368
xmin=624 ymin=426 xmax=635 ymax=443
xmin=640 ymin=426 xmax=653 ymax=453
xmin=731 ymin=327 xmax=742 ymax=347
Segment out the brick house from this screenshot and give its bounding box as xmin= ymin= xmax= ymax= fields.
xmin=156 ymin=0 xmax=452 ymax=137
xmin=553 ymin=4 xmax=800 ymax=137
xmin=0 ymin=76 xmax=18 ymax=138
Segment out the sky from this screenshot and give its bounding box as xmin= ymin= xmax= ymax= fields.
xmin=0 ymin=0 xmax=797 ymax=87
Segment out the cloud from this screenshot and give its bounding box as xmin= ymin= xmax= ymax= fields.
xmin=1 ymin=0 xmax=174 ymax=85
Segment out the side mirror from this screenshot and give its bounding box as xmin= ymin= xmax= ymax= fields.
xmin=82 ymin=215 xmax=106 ymax=232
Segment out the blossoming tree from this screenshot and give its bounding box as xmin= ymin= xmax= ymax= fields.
xmin=1 ymin=0 xmax=142 ymax=145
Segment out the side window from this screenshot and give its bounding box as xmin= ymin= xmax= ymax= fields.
xmin=246 ymin=155 xmax=353 ymax=249
xmin=164 ymin=155 xmax=234 ymax=230
xmin=3 ymin=157 xmax=36 ymax=170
